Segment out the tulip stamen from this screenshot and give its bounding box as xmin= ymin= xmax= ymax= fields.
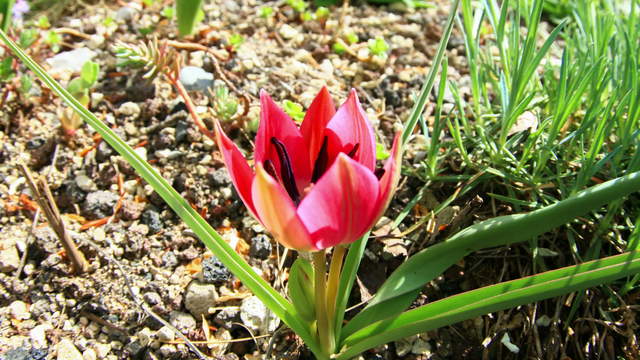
xmin=263 ymin=160 xmax=279 ymax=181
xmin=311 ymin=136 xmax=329 ymax=183
xmin=375 ymin=167 xmax=386 ymax=179
xmin=270 ymin=137 xmax=301 ymax=205
xmin=346 ymin=143 xmax=360 ymax=159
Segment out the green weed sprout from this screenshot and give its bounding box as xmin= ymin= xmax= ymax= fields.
xmin=259 ymin=6 xmax=273 ymax=18
xmin=61 ymin=60 xmax=99 ymax=136
xmin=283 ymin=99 xmax=305 ymax=123
xmin=212 ymin=85 xmax=239 ymax=122
xmin=368 ymin=36 xmax=389 ymax=58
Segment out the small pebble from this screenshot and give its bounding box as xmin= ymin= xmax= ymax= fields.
xmin=117 ymin=102 xmax=141 ymax=119
xmin=56 ymin=338 xmax=83 ymax=360
xmin=249 ymin=234 xmax=272 ymax=260
xmin=200 ymin=256 xmax=231 ymax=284
xmin=184 ymin=280 xmax=218 ymax=318
xmin=179 ymin=66 xmax=214 ymax=93
xmin=141 ymin=209 xmax=163 ymax=234
xmin=9 ymin=300 xmax=30 ymax=320
xmin=156 ymin=326 xmax=175 ymax=342
xmin=169 ymin=311 xmax=196 ymax=332
xmin=83 ymin=191 xmax=119 ymax=219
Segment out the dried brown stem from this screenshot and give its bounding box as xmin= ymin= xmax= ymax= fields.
xmin=19 ymin=164 xmax=89 ymax=274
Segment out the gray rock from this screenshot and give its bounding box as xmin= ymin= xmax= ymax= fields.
xmin=117 ymin=102 xmax=141 ymax=119
xmin=30 ymin=323 xmax=52 ymax=348
xmin=239 ymin=296 xmax=280 ymax=334
xmin=46 ymin=48 xmax=96 ymax=75
xmin=213 ymin=307 xmax=240 ymax=329
xmin=115 ymin=7 xmax=136 ymax=22
xmin=184 ymin=280 xmax=218 ymax=318
xmin=161 ymin=251 xmax=178 ymax=268
xmin=156 ymin=326 xmax=175 ymax=342
xmin=169 ymin=311 xmax=196 ymax=332
xmin=75 ymin=174 xmax=97 ymax=192
xmin=83 ymin=191 xmax=119 ymax=219
xmin=143 ymin=292 xmax=162 ymax=306
xmin=209 ymin=168 xmax=231 ymax=187
xmin=141 ymin=209 xmax=162 ymax=234
xmin=200 ymin=256 xmax=231 ymax=284
xmin=249 ymin=234 xmax=272 ymax=260
xmin=179 ymin=66 xmax=214 ymax=93
xmin=56 ymin=338 xmax=83 ymax=360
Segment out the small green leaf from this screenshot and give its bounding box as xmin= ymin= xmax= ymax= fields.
xmin=376 ymin=143 xmax=390 ymax=160
xmin=283 ymin=99 xmax=305 ymax=123
xmin=228 ymin=33 xmax=245 ymax=51
xmin=0 ymin=56 xmax=14 ymax=82
xmin=368 ymin=36 xmax=389 ymax=58
xmin=345 ymin=32 xmax=359 ymax=45
xmin=19 ymin=74 xmax=32 ymax=93
xmin=37 ymin=15 xmax=50 ymax=29
xmin=67 ymin=77 xmax=86 ymax=98
xmin=80 ymin=60 xmax=99 ymax=88
xmin=19 ymin=28 xmax=38 ymax=48
xmin=260 ymin=6 xmax=274 ymax=18
xmin=176 ymin=0 xmax=204 ymax=36
xmin=289 ymin=258 xmax=316 ymax=322
xmin=161 ymin=6 xmax=175 ymax=19
xmin=301 ymin=11 xmax=313 ymax=21
xmin=44 ymin=30 xmax=61 ymax=52
xmin=332 ymin=42 xmax=347 ymax=55
xmin=315 ymin=6 xmax=330 ymax=20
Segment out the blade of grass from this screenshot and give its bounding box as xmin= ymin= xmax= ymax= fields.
xmin=341 ymin=170 xmax=640 ymax=339
xmin=0 ymin=30 xmax=324 ymax=358
xmin=337 ymin=250 xmax=640 ymax=359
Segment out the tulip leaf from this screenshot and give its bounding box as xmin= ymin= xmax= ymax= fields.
xmin=176 ymin=0 xmax=203 ymax=37
xmin=335 ymin=250 xmax=640 ymax=359
xmin=289 ymin=257 xmax=316 ymax=322
xmin=0 ymin=30 xmax=325 ymax=359
xmin=341 ymin=170 xmax=640 ymax=339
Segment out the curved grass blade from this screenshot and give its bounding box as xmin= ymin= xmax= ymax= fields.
xmin=342 ymin=170 xmax=640 ymax=338
xmin=176 ymin=0 xmax=203 ymax=36
xmin=336 ymin=251 xmax=640 ymax=359
xmin=0 ymin=30 xmax=323 ymax=358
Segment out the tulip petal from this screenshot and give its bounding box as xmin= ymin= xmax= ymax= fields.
xmin=375 ymin=132 xmax=402 ymax=219
xmin=255 ymin=91 xmax=311 ymax=189
xmin=297 ymin=154 xmax=380 ymax=250
xmin=213 ymin=121 xmax=256 ymax=216
xmin=300 ymin=86 xmax=335 ymax=166
xmin=325 ymin=89 xmax=376 ymax=171
xmin=252 ymin=164 xmax=316 ymax=251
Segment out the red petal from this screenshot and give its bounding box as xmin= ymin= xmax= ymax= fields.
xmin=213 ymin=121 xmax=256 ymax=216
xmin=375 ymin=132 xmax=402 ymax=219
xmin=300 ymin=86 xmax=335 ymax=166
xmin=252 ymin=164 xmax=316 ymax=251
xmin=255 ymin=90 xmax=311 ymax=189
xmin=297 ymin=154 xmax=380 ymax=250
xmin=324 ymin=89 xmax=376 ymax=171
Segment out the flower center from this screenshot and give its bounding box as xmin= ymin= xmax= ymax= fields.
xmin=270 ymin=137 xmax=301 ymax=205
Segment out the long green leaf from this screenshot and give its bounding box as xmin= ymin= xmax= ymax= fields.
xmin=0 ymin=30 xmax=323 ymax=357
xmin=342 ymin=170 xmax=640 ymax=338
xmin=176 ymin=0 xmax=203 ymax=37
xmin=401 ymin=0 xmax=459 ymax=145
xmin=336 ymin=251 xmax=640 ymax=359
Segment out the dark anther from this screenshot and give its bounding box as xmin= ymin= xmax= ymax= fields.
xmin=264 ymin=160 xmax=278 ymax=180
xmin=311 ymin=136 xmax=329 ymax=183
xmin=270 ymin=137 xmax=301 ymax=205
xmin=374 ymin=167 xmax=385 ymax=179
xmin=346 ymin=143 xmax=360 ymax=159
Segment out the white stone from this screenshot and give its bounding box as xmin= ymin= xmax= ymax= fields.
xmin=57 ymin=338 xmax=84 ymax=360
xmin=179 ymin=66 xmax=214 ymax=93
xmin=0 ymin=241 xmax=20 ymax=273
xmin=279 ymin=24 xmax=298 ymax=39
xmin=156 ymin=326 xmax=175 ymax=342
xmin=30 ymin=323 xmax=53 ymax=348
xmin=9 ymin=300 xmax=30 ymax=320
xmin=239 ymin=296 xmax=280 ymax=334
xmin=76 ymin=174 xmax=97 ymax=192
xmin=46 ymin=48 xmax=96 ymax=75
xmin=82 ymin=349 xmax=97 ymax=360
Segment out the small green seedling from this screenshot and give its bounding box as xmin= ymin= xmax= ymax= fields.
xmin=368 ymin=36 xmax=389 ymax=58
xmin=44 ymin=30 xmax=61 ymax=52
xmin=283 ymin=99 xmax=305 ymax=123
xmin=346 ymin=32 xmax=358 ymax=45
xmin=161 ymin=6 xmax=175 ymax=19
xmin=260 ymin=6 xmax=274 ymax=18
xmin=228 ymin=33 xmax=244 ymax=51
xmin=376 ymin=142 xmax=390 ymax=160
xmin=62 ymin=60 xmax=99 ymax=135
xmin=212 ymin=85 xmax=239 ymax=122
xmin=332 ymin=42 xmax=347 ymax=55
xmin=0 ymin=56 xmax=14 ymax=81
xmin=315 ymin=6 xmax=330 ymax=20
xmin=36 ymin=15 xmax=50 ymax=29
xmin=19 ymin=28 xmax=38 ymax=48
xmin=287 ymin=0 xmax=307 ymax=13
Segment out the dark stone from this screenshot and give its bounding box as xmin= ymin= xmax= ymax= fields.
xmin=1 ymin=346 xmax=48 ymax=360
xmin=58 ymin=180 xmax=86 ymax=207
xmin=384 ymin=89 xmax=401 ymax=108
xmin=123 ymin=340 xmax=146 ymax=359
xmin=208 ymin=168 xmax=231 ymax=187
xmin=26 ymin=137 xmax=46 ymax=150
xmin=141 ymin=209 xmax=163 ymax=234
xmin=82 ymin=191 xmax=119 ymax=219
xmin=175 ymin=121 xmax=189 ymax=144
xmin=249 ymin=234 xmax=272 ymax=260
xmin=201 ymin=256 xmax=231 ymax=284
xmin=95 ymin=141 xmax=114 ymax=162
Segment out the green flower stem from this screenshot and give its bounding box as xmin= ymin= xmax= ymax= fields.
xmin=313 ymin=250 xmax=334 ymax=357
xmin=326 ymin=245 xmax=347 ymax=334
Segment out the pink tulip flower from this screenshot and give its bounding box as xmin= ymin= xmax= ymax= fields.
xmin=214 ymin=87 xmax=402 ymax=251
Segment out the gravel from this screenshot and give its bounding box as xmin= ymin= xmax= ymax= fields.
xmin=200 ymin=256 xmax=231 ymax=284
xmin=184 ymin=280 xmax=218 ymax=318
xmin=82 ymin=191 xmax=119 ymax=219
xmin=141 ymin=209 xmax=163 ymax=234
xmin=249 ymin=234 xmax=272 ymax=260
